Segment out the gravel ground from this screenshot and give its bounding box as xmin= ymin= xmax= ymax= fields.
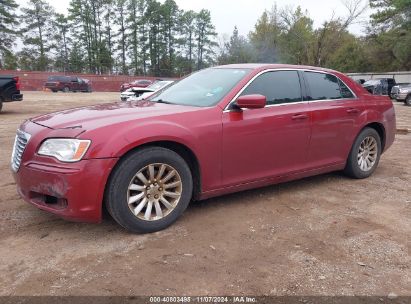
xmin=0 ymin=92 xmax=410 ymax=296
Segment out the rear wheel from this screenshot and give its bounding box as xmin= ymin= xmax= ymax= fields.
xmin=405 ymin=95 xmax=411 ymax=106
xmin=105 ymin=147 xmax=193 ymax=233
xmin=344 ymin=128 xmax=381 ymax=179
xmin=0 ymin=102 xmax=3 ymax=112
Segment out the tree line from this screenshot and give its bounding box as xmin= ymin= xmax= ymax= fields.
xmin=218 ymin=0 xmax=411 ymax=73
xmin=0 ymin=0 xmax=217 ymax=76
xmin=0 ymin=0 xmax=410 ymax=76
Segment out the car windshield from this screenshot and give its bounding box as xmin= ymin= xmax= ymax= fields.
xmin=148 ymin=81 xmax=173 ymax=91
xmin=364 ymin=80 xmax=380 ymax=86
xmin=149 ymin=68 xmax=251 ymax=107
xmin=133 ymin=80 xmax=149 ymax=84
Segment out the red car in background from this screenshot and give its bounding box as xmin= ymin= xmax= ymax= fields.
xmin=12 ymin=64 xmax=396 ymax=233
xmin=44 ymin=76 xmax=92 ymax=93
xmin=120 ymin=79 xmax=153 ymax=92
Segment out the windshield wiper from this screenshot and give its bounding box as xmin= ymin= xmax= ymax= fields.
xmin=152 ymin=99 xmax=174 ymax=104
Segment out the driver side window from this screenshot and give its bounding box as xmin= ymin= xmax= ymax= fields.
xmin=240 ymin=71 xmax=302 ymax=106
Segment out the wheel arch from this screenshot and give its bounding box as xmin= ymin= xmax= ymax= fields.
xmin=109 ymin=140 xmax=202 ymax=201
xmin=360 ymin=122 xmax=386 ymax=151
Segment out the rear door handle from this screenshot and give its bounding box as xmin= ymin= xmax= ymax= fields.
xmin=292 ymin=113 xmax=309 ymax=121
xmin=346 ymin=108 xmax=360 ymax=114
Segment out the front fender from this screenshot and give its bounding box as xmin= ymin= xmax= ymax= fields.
xmin=79 ymin=107 xmax=223 ymax=192
xmin=83 ymin=120 xmax=200 ymax=159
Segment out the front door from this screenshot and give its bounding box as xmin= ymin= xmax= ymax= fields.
xmin=222 ymin=70 xmax=311 ymax=187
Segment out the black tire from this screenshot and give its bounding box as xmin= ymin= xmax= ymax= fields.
xmin=52 ymin=90 xmax=58 ymax=93
xmin=405 ymin=95 xmax=411 ymax=106
xmin=105 ymin=147 xmax=193 ymax=233
xmin=0 ymin=102 xmax=3 ymax=112
xmin=63 ymin=86 xmax=70 ymax=93
xmin=344 ymin=127 xmax=382 ymax=179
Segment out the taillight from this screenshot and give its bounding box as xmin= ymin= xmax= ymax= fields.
xmin=13 ymin=76 xmax=21 ymax=90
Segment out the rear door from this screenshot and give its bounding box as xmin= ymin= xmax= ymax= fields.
xmin=70 ymin=77 xmax=80 ymax=91
xmin=221 ymin=70 xmax=311 ymax=187
xmin=303 ymin=71 xmax=364 ymax=168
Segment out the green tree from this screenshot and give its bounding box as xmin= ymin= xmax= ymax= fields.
xmin=114 ymin=0 xmax=128 ymax=74
xmin=368 ymin=0 xmax=411 ymax=70
xmin=160 ymin=0 xmax=180 ymax=76
xmin=180 ymin=10 xmax=197 ymax=73
xmin=370 ymin=0 xmax=411 ymax=29
xmin=327 ymin=36 xmax=370 ymax=72
xmin=53 ymin=13 xmax=71 ymax=72
xmin=279 ymin=6 xmax=314 ymax=65
xmin=195 ymin=9 xmax=217 ymax=70
xmin=2 ymin=50 xmax=18 ymax=70
xmin=218 ymin=26 xmax=255 ymax=64
xmin=127 ymin=0 xmax=142 ymax=75
xmin=249 ymin=6 xmax=283 ymax=63
xmin=20 ymin=0 xmax=55 ymax=71
xmin=68 ymin=42 xmax=85 ymax=72
xmin=0 ymin=0 xmax=19 ymax=69
xmin=69 ymin=0 xmax=113 ymax=74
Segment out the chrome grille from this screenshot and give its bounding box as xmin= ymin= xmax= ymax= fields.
xmin=391 ymin=86 xmax=399 ymax=94
xmin=11 ymin=130 xmax=31 ymax=172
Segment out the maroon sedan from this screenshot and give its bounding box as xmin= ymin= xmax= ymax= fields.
xmin=12 ymin=64 xmax=396 ymax=233
xmin=120 ymin=79 xmax=153 ymax=92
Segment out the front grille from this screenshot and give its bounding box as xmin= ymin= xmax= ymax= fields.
xmin=391 ymin=87 xmax=399 ymax=94
xmin=11 ymin=130 xmax=31 ymax=172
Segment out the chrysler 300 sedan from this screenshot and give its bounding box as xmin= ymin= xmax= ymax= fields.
xmin=12 ymin=64 xmax=396 ymax=233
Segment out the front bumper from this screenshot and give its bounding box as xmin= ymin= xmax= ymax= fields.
xmin=12 ymin=94 xmax=23 ymax=101
xmin=394 ymin=93 xmax=408 ymax=101
xmin=13 ymin=158 xmax=118 ymax=223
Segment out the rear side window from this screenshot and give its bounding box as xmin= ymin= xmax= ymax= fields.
xmin=304 ymin=72 xmax=343 ymax=100
xmin=240 ymin=71 xmax=302 ymax=105
xmin=48 ymin=76 xmax=67 ymax=82
xmin=338 ymin=79 xmax=354 ymax=98
xmin=304 ymin=72 xmax=355 ymax=100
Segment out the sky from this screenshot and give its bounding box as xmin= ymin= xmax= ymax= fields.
xmin=16 ymin=0 xmax=371 ymax=36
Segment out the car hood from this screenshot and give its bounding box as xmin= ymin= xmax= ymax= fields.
xmin=30 ymin=101 xmax=200 ymax=131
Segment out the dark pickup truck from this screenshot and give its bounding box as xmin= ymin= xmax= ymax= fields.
xmin=0 ymin=76 xmax=23 ymax=112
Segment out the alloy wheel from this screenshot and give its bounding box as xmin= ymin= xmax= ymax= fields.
xmin=357 ymin=136 xmax=378 ymax=172
xmin=127 ymin=163 xmax=182 ymax=221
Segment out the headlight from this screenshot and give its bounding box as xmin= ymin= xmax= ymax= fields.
xmin=38 ymin=139 xmax=91 ymax=162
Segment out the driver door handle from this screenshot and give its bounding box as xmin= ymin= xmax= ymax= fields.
xmin=292 ymin=113 xmax=309 ymax=121
xmin=346 ymin=108 xmax=360 ymax=114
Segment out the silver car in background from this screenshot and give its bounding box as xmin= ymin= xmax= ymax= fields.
xmin=391 ymin=83 xmax=411 ymax=106
xmin=120 ymin=80 xmax=174 ymax=102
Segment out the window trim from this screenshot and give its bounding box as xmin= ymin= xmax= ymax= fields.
xmin=302 ymin=70 xmax=357 ymax=102
xmin=236 ymin=69 xmax=304 ymax=108
xmin=224 ymin=69 xmax=358 ymax=112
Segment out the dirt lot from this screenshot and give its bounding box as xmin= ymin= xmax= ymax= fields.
xmin=0 ymin=92 xmax=410 ymax=296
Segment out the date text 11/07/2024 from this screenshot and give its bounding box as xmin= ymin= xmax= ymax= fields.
xmin=149 ymin=296 xmax=257 ymax=303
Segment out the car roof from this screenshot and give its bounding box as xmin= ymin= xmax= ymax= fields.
xmin=214 ymin=63 xmax=336 ymax=73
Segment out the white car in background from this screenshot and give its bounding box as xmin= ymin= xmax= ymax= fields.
xmin=120 ymin=80 xmax=174 ymax=102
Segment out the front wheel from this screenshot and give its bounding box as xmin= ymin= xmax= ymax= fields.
xmin=344 ymin=128 xmax=381 ymax=179
xmin=105 ymin=147 xmax=193 ymax=233
xmin=405 ymin=95 xmax=411 ymax=106
xmin=63 ymin=87 xmax=70 ymax=93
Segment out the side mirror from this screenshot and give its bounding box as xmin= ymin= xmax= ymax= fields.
xmin=235 ymin=94 xmax=266 ymax=109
